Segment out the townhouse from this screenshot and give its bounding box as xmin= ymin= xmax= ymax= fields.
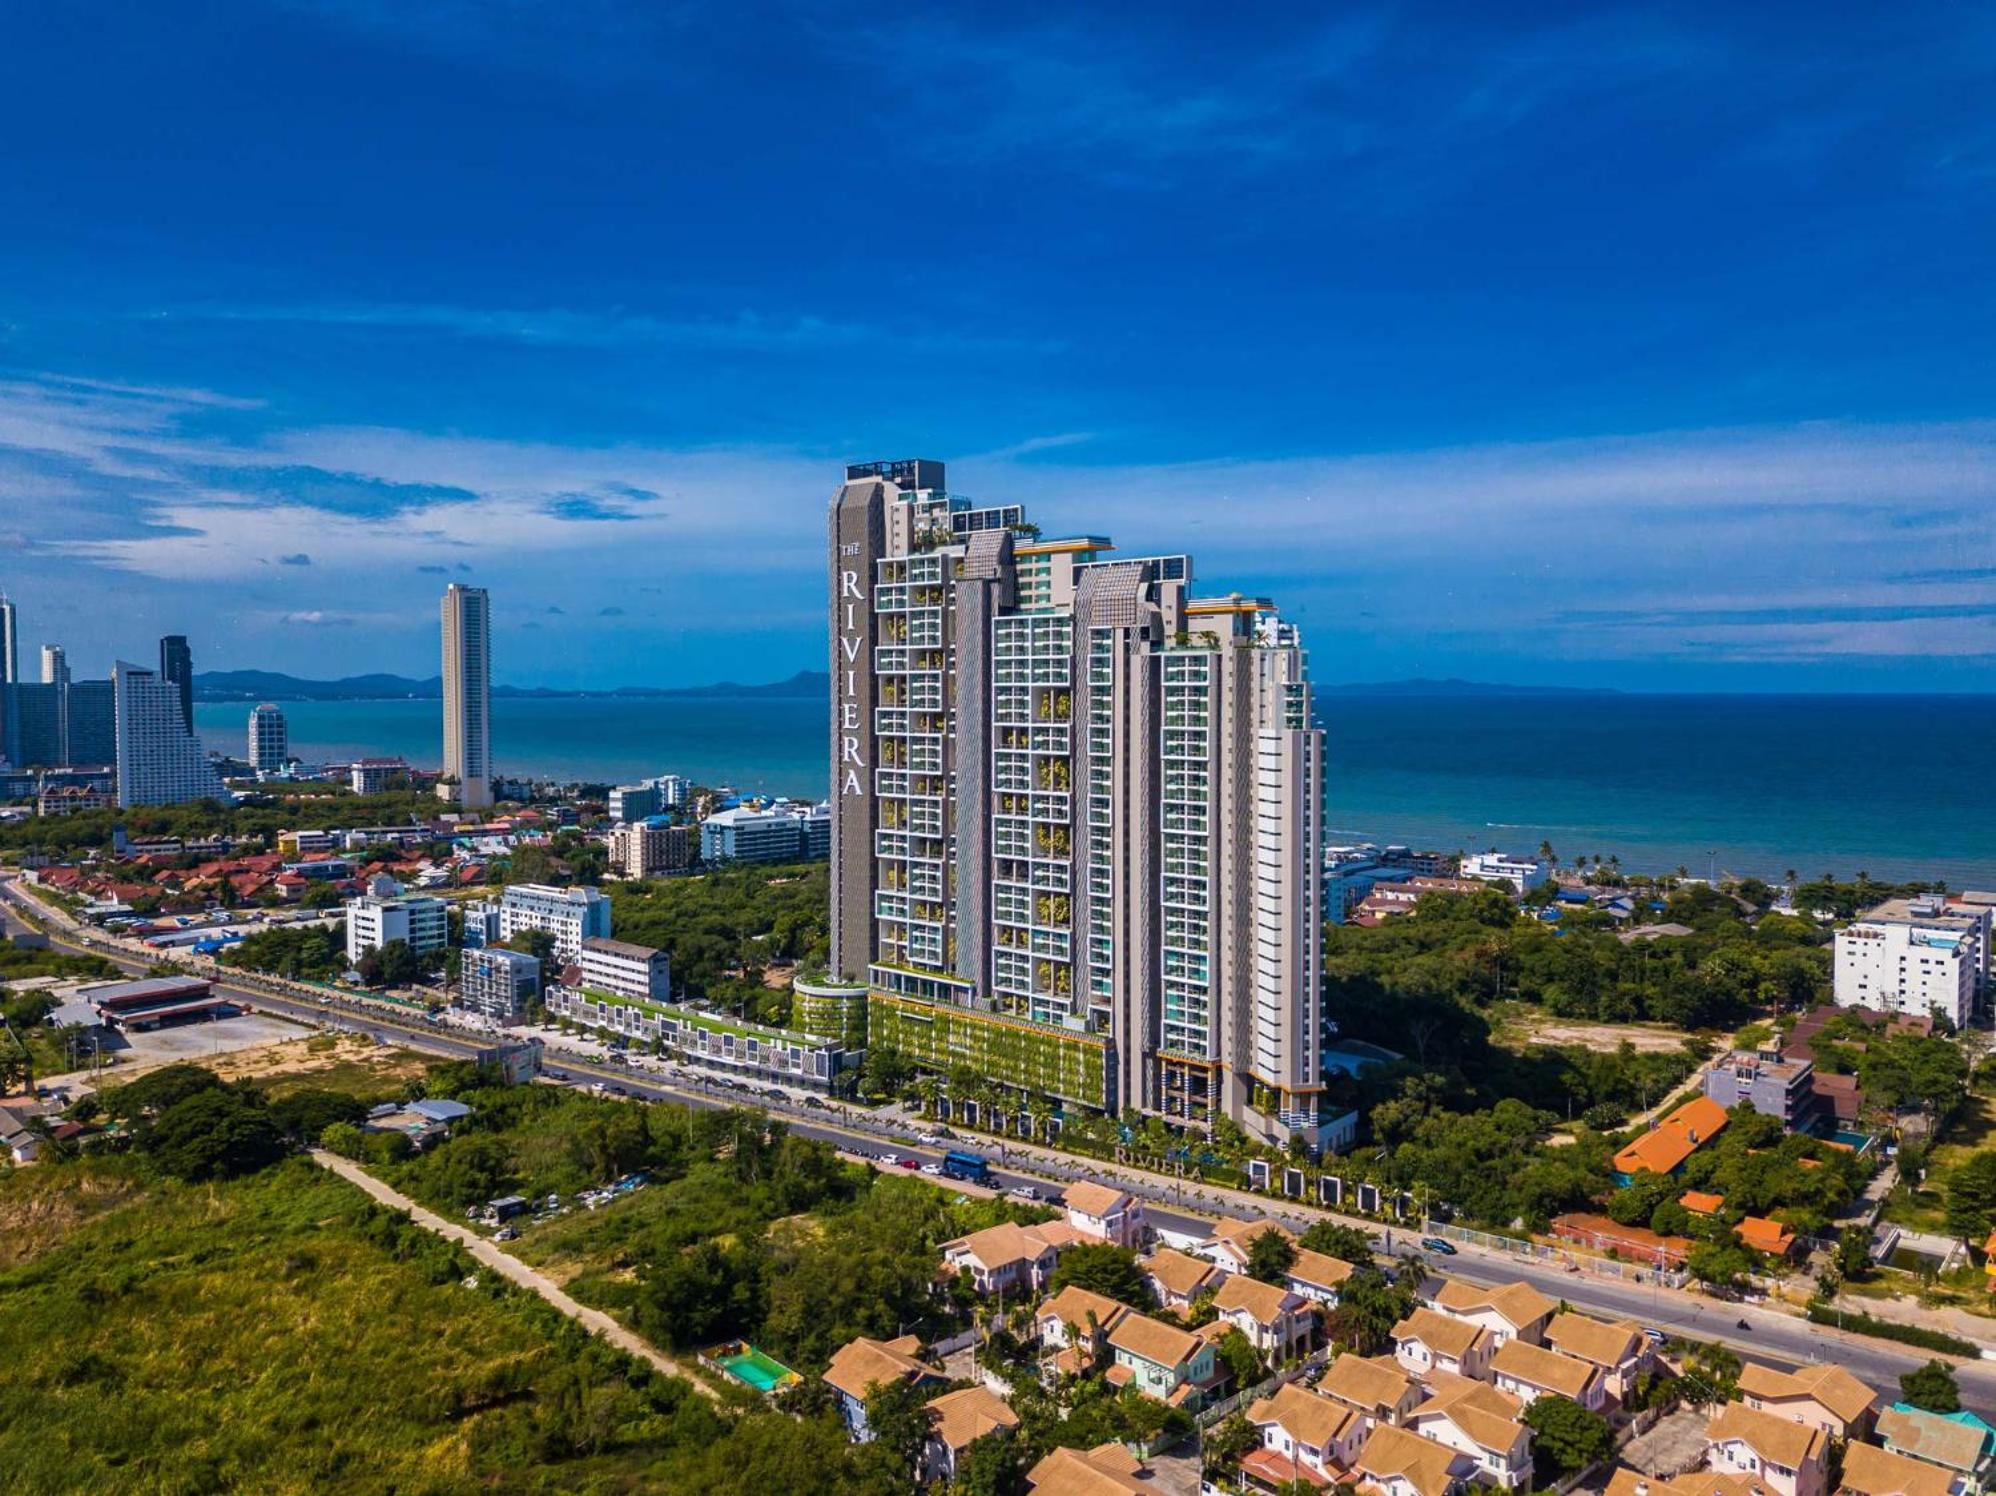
xmin=1062 ymin=1180 xmax=1146 ymax=1248
xmin=1242 ymin=1383 xmax=1367 ymax=1494
xmin=1407 ymin=1376 xmax=1533 ymax=1490
xmin=1212 ymin=1274 xmax=1317 ymax=1364
xmin=1876 ymin=1407 xmax=1994 ymax=1492
xmin=1027 ymin=1441 xmax=1159 ymax=1494
xmin=1422 ymin=1279 xmax=1558 ymax=1348
xmin=823 ymin=1334 xmax=945 ymax=1440
xmin=1738 ymin=1363 xmax=1879 ymax=1442
xmin=1104 ymin=1313 xmax=1220 ymax=1409
xmin=1837 ymin=1440 xmax=1967 ymax=1496
xmin=1204 ymin=1218 xmax=1298 ymax=1274
xmin=1393 ymin=1306 xmax=1496 ymax=1383
xmin=1141 ymin=1246 xmax=1225 ymax=1314
xmin=1490 ymin=1337 xmax=1608 ymax=1412
xmin=1319 ymin=1353 xmax=1424 ymax=1430
xmin=923 ymin=1385 xmax=1019 ymax=1483
xmin=1542 ymin=1312 xmax=1654 ymax=1402
xmin=1354 ymin=1421 xmax=1481 ymax=1496
xmin=1706 ymin=1401 xmax=1831 ymax=1496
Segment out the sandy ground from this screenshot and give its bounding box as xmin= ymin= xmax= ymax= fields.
xmin=205 ymin=1031 xmax=431 ymax=1088
xmin=1502 ymin=1015 xmax=1700 ymax=1054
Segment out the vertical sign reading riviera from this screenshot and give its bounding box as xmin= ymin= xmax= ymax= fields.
xmin=838 ymin=545 xmax=866 ymax=797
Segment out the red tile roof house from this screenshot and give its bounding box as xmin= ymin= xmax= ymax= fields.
xmin=1490 ymin=1337 xmax=1608 ymax=1412
xmin=1244 ymin=1383 xmax=1367 ymax=1492
xmin=923 ymin=1385 xmax=1019 ymax=1484
xmin=1141 ymin=1247 xmax=1225 ymax=1314
xmin=1202 ymin=1217 xmax=1297 ymax=1274
xmin=1285 ymin=1248 xmax=1357 ymax=1309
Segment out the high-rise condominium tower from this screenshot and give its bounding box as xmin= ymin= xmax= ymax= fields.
xmin=159 ymin=635 xmax=194 ymax=730
xmin=440 ymin=584 xmax=492 ymax=809
xmin=40 ymin=644 xmax=67 ymax=687
xmin=828 ymin=460 xmax=1327 ymax=1149
xmin=0 ymin=596 xmax=16 ymax=684
xmin=248 ymin=702 xmax=289 ymax=775
xmin=112 ymin=661 xmax=231 ymax=807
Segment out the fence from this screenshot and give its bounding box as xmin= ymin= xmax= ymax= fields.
xmin=1425 ymin=1220 xmax=1690 ymax=1289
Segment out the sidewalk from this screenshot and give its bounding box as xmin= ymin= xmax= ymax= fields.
xmin=308 ymin=1149 xmax=718 ymax=1399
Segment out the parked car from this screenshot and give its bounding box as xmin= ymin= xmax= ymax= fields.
xmin=1010 ymin=1185 xmax=1041 ymax=1202
xmin=879 ymin=1154 xmax=902 ymax=1168
xmin=897 ymin=1157 xmax=920 ymax=1170
xmin=1419 ymin=1236 xmax=1456 ymax=1256
xmin=920 ymin=1163 xmax=943 ymax=1176
xmin=1641 ymin=1326 xmax=1666 ymax=1345
xmin=494 ymin=1226 xmax=519 ymax=1242
xmin=918 ymin=1133 xmax=944 ymax=1146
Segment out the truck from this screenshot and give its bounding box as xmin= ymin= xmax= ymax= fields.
xmin=940 ymin=1149 xmax=992 ymax=1185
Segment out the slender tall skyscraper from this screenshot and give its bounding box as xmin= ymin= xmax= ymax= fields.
xmin=440 ymin=584 xmax=492 ymax=809
xmin=829 ymin=460 xmax=1327 ymax=1150
xmin=159 ymin=635 xmax=194 ymax=730
xmin=0 ymin=596 xmax=17 ymax=685
xmin=40 ymin=644 xmax=67 ymax=687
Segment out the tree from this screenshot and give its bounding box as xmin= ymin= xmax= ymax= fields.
xmin=1245 ymin=1227 xmax=1298 ymax=1284
xmin=1048 ymin=1243 xmax=1154 ymax=1309
xmin=1687 ymin=1239 xmax=1753 ymax=1291
xmin=1522 ymin=1395 xmax=1613 ymax=1478
xmin=320 ymin=1120 xmax=365 ymax=1159
xmin=1942 ymin=1151 xmax=1996 ymax=1242
xmin=142 ymin=1088 xmax=288 ymax=1182
xmin=954 ymin=1429 xmax=1028 ymax=1496
xmin=503 ymin=928 xmax=560 ymax=964
xmin=1211 ymin=1325 xmax=1265 ymax=1390
xmin=858 ymin=1043 xmax=911 ymax=1100
xmin=1680 ymin=1341 xmax=1741 ymax=1406
xmin=1296 ymin=1221 xmax=1375 ymax=1266
xmin=267 ymin=1087 xmax=369 ymax=1143
xmin=1834 ymin=1227 xmax=1873 ymax=1283
xmin=1202 ymin=1412 xmax=1258 ymax=1475
xmin=1898 ymin=1360 xmax=1961 ymax=1414
xmin=860 ymin=1376 xmax=931 ymax=1474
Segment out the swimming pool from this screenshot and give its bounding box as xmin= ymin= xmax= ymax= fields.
xmin=715 ymin=1345 xmax=797 ymax=1392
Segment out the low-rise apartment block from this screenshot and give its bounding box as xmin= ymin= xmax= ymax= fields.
xmin=493 ymin=882 xmax=611 ymax=962
xmin=576 ymin=936 xmax=671 ymax=1002
xmin=609 ymin=820 xmax=695 ymax=879
xmin=457 ymin=946 xmax=539 ymax=1023
xmin=546 ymin=988 xmax=849 ymax=1088
xmin=1704 ymin=1049 xmax=1820 ymax=1131
xmin=701 ymin=799 xmax=830 ymax=863
xmin=343 ymin=892 xmax=447 ymax=966
xmin=1834 ymin=896 xmax=1988 ymax=1028
xmin=1460 ymin=851 xmax=1549 ymax=894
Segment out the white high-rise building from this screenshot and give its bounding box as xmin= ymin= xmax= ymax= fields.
xmin=828 ymin=459 xmax=1329 ymax=1149
xmin=40 ymin=644 xmax=67 ymax=687
xmin=0 ymin=596 xmax=16 ymax=685
xmin=1834 ymin=895 xmax=1989 ymax=1029
xmin=247 ymin=702 xmax=289 ymax=775
xmin=441 ymin=583 xmax=492 ymax=809
xmin=494 ymin=883 xmax=611 ymax=964
xmin=112 ymin=661 xmax=232 ymax=808
xmin=344 ymin=893 xmax=449 ymax=967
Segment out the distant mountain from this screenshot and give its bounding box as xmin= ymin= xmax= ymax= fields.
xmin=1323 ymin=677 xmax=1620 ymax=698
xmin=193 ymin=669 xmax=830 ymax=702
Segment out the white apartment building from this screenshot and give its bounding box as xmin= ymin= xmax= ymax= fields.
xmin=576 ymin=936 xmax=671 ymax=1002
xmin=495 ymin=883 xmax=611 ymax=963
xmin=1834 ymin=895 xmax=1988 ymax=1028
xmin=344 ymin=893 xmax=448 ymax=966
xmin=247 ymin=703 xmax=288 ymax=775
xmin=349 ymin=758 xmax=406 ymax=795
xmin=111 ymin=661 xmax=233 ymax=808
xmin=609 ymin=820 xmax=695 ymax=879
xmin=828 ymin=459 xmax=1329 ymax=1148
xmin=1460 ymin=851 xmax=1548 ymax=894
xmin=457 ymin=946 xmax=539 ymax=1023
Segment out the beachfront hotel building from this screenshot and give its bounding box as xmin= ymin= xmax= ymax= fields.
xmin=440 ymin=582 xmax=492 ymax=809
xmin=826 ymin=458 xmax=1329 ymax=1149
xmin=111 ymin=660 xmax=233 ymax=808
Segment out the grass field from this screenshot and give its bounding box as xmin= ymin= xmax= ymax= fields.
xmin=0 ymin=1157 xmax=741 ymax=1495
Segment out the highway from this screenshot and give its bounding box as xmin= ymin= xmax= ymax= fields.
xmin=6 ymin=875 xmax=1990 ymax=1409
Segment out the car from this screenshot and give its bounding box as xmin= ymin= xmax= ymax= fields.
xmin=1419 ymin=1237 xmax=1457 ymax=1256
xmin=878 ymin=1154 xmax=901 ymax=1168
xmin=920 ymin=1163 xmax=943 ymax=1176
xmin=917 ymin=1132 xmax=943 ymax=1146
xmin=1010 ymin=1185 xmax=1041 ymax=1202
xmin=1641 ymin=1326 xmax=1667 ymax=1345
xmin=494 ymin=1226 xmax=519 ymax=1242
xmin=897 ymin=1157 xmax=920 ymax=1169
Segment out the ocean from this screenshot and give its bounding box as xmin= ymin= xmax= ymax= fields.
xmin=194 ymin=692 xmax=1996 ymax=888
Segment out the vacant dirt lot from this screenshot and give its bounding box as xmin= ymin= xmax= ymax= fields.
xmin=1501 ymin=1013 xmax=1698 ymax=1054
xmin=206 ymin=1031 xmax=431 ymax=1092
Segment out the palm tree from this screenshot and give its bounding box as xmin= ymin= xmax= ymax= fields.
xmin=1025 ymin=1091 xmax=1054 ymax=1141
xmin=1538 ymin=840 xmax=1557 ymax=868
xmin=917 ymin=1073 xmax=945 ymax=1119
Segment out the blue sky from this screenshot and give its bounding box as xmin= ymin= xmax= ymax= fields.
xmin=2 ymin=2 xmax=1993 ymax=690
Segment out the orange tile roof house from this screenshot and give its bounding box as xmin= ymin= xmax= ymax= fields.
xmin=1706 ymin=1401 xmax=1830 ymax=1496
xmin=1141 ymin=1246 xmax=1224 ymax=1312
xmin=1543 ymin=1312 xmax=1654 ymax=1399
xmin=1836 ymin=1440 xmax=1963 ymax=1496
xmin=1035 ymin=1285 xmax=1132 ymax=1375
xmin=939 ymin=1220 xmax=1070 ymax=1296
xmin=823 ymin=1334 xmax=944 ymax=1442
xmin=1738 ymin=1363 xmax=1877 ymax=1440
xmin=1245 ymin=1383 xmax=1367 ymax=1492
xmin=1392 ymin=1307 xmax=1495 ymax=1383
xmin=1407 ymin=1379 xmax=1532 ymax=1491
xmin=1105 ymin=1312 xmax=1220 ymax=1409
xmin=1286 ymin=1247 xmax=1358 ymax=1307
xmin=1490 ymin=1337 xmax=1607 ymax=1411
xmin=1613 ymin=1095 xmax=1731 ymax=1182
xmin=924 ymin=1385 xmax=1019 ymax=1483
xmin=1203 ymin=1217 xmax=1297 ymax=1273
xmin=1354 ymin=1421 xmax=1480 ymax=1496
xmin=1736 ymin=1216 xmax=1799 ymax=1259
xmin=1027 ymin=1440 xmax=1158 ymax=1494
xmin=1213 ymin=1273 xmax=1317 ymax=1364
xmin=1320 ymin=1353 xmax=1424 ymax=1428
xmin=1061 ymin=1180 xmax=1146 ymax=1247
xmin=1424 ymin=1278 xmax=1558 ymax=1346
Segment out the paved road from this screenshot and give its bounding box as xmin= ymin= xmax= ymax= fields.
xmin=9 ymin=876 xmax=1991 ymax=1411
xmin=310 ymin=1149 xmax=717 ymax=1397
